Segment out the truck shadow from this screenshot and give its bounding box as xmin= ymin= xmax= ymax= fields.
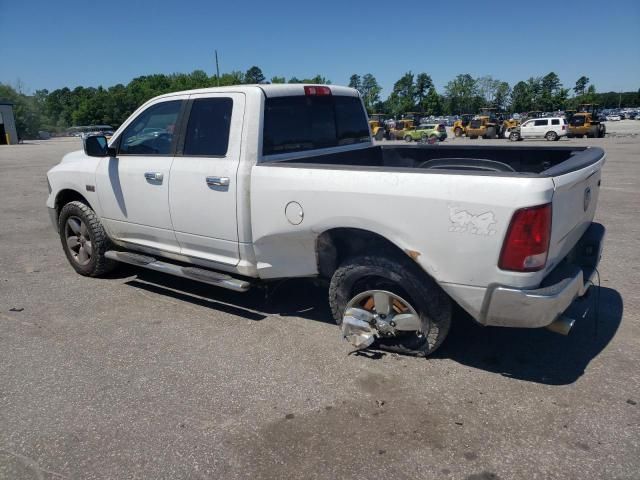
xmin=434 ymin=286 xmax=623 ymax=385
xmin=123 ymin=269 xmax=622 ymax=385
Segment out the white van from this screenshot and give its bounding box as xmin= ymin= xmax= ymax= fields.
xmin=510 ymin=117 xmax=568 ymax=141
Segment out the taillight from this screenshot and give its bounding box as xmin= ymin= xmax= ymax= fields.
xmin=499 ymin=203 xmax=552 ymax=272
xmin=304 ymin=86 xmax=331 ymax=96
xmin=562 ymin=125 xmax=566 ymax=130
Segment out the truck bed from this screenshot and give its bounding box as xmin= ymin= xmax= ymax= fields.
xmin=262 ymin=144 xmax=604 ymax=177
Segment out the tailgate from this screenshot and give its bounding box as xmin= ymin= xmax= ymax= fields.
xmin=546 ymin=151 xmax=605 ymax=271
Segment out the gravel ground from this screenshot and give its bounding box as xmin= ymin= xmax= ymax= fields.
xmin=1 ymin=122 xmax=639 ymax=479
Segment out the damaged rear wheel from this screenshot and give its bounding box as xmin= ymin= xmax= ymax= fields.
xmin=329 ymin=254 xmax=452 ymax=357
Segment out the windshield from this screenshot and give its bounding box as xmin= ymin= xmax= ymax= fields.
xmin=570 ymin=116 xmax=586 ymax=126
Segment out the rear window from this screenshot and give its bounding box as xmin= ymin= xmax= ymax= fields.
xmin=263 ymin=95 xmax=370 ymax=156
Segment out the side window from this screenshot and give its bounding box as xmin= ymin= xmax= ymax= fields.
xmin=551 ymin=119 xmax=560 ymax=125
xmin=183 ymin=98 xmax=233 ymax=156
xmin=534 ymin=119 xmax=549 ymax=126
xmin=119 ymin=100 xmax=182 ymax=155
xmin=563 ymin=118 xmax=568 ymax=124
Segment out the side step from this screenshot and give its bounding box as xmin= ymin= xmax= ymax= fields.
xmin=105 ymin=251 xmax=251 ymax=292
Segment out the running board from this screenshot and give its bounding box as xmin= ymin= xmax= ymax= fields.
xmin=105 ymin=251 xmax=251 ymax=292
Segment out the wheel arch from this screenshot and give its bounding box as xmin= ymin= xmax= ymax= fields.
xmin=54 ymin=189 xmax=93 ymax=219
xmin=316 ymin=227 xmax=422 ymax=279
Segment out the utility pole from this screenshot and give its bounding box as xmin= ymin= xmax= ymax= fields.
xmin=215 ymin=50 xmax=220 ymax=86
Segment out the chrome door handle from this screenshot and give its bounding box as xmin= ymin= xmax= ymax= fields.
xmin=206 ymin=176 xmax=230 ymax=187
xmin=144 ymin=172 xmax=164 ymax=182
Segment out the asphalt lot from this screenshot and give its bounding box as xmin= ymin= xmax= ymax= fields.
xmin=1 ymin=121 xmax=639 ymax=479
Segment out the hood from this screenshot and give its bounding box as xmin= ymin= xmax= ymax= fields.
xmin=60 ymin=149 xmax=89 ymax=164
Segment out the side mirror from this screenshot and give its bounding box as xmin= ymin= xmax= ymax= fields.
xmin=83 ymin=135 xmax=112 ymax=157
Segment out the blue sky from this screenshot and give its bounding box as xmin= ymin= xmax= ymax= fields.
xmin=1 ymin=0 xmax=639 ymax=96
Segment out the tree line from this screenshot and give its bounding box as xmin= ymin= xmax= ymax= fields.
xmin=1 ymin=66 xmax=639 ymax=139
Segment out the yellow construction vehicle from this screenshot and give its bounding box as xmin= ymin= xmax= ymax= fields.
xmin=452 ymin=114 xmax=474 ymax=137
xmin=368 ymin=113 xmax=387 ymax=141
xmin=567 ymin=104 xmax=606 ymax=138
xmin=465 ymin=108 xmax=502 ymax=139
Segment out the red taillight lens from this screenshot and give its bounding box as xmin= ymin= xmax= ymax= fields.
xmin=499 ymin=203 xmax=552 ymax=272
xmin=304 ymin=86 xmax=331 ymax=96
xmin=562 ymin=125 xmax=566 ymax=130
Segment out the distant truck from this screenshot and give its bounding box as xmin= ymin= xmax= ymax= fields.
xmin=47 ymin=85 xmax=606 ymax=356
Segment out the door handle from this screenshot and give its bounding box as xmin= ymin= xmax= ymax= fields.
xmin=144 ymin=172 xmax=164 ymax=182
xmin=206 ymin=176 xmax=230 ymax=187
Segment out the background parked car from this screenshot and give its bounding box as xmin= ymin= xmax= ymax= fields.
xmin=404 ymin=123 xmax=447 ymax=142
xmin=509 ymin=117 xmax=567 ymax=141
xmin=606 ymin=114 xmax=621 ymax=121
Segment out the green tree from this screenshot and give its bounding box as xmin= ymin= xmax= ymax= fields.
xmin=270 ymin=76 xmax=286 ymax=84
xmin=423 ymin=87 xmax=443 ymax=115
xmin=244 ymin=66 xmax=265 ymax=84
xmin=348 ymin=74 xmax=362 ymax=91
xmin=539 ymin=72 xmax=562 ymax=110
xmin=444 ymin=74 xmax=477 ymax=114
xmin=415 ymin=73 xmax=433 ymax=107
xmin=360 ymin=74 xmax=381 ymax=113
xmin=574 ymin=76 xmax=589 ymax=96
xmin=510 ymin=81 xmax=532 ymax=112
xmin=387 ymin=72 xmax=416 ymax=116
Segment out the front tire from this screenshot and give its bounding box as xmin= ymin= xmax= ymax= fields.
xmin=58 ymin=201 xmax=115 ymax=277
xmin=404 ymin=135 xmax=413 ymax=142
xmin=509 ymin=132 xmax=520 ymax=141
xmin=329 ymin=254 xmax=452 ymax=356
xmin=454 ymin=127 xmax=463 ymax=137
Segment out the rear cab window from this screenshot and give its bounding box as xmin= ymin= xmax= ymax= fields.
xmin=262 ymin=94 xmax=370 ymax=157
xmin=183 ymin=98 xmax=233 ymax=156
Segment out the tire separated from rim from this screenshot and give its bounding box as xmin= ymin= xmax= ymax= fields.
xmin=329 ymin=253 xmax=452 ymax=356
xmin=58 ymin=201 xmax=116 ymax=277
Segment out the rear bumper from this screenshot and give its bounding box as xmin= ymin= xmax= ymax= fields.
xmin=482 ymin=222 xmax=605 ymax=328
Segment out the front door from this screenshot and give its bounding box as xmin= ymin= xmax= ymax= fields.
xmin=168 ymin=92 xmax=245 ymax=266
xmin=96 ymin=97 xmax=186 ymax=252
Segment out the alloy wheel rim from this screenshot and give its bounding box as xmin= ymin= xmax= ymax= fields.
xmin=65 ymin=216 xmax=92 ymax=265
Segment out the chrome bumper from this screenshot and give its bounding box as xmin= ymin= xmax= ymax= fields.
xmin=48 ymin=207 xmax=58 ymax=232
xmin=482 ymin=223 xmax=605 ymax=328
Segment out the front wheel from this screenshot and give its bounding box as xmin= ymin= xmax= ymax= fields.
xmin=58 ymin=201 xmax=116 ymax=277
xmin=454 ymin=127 xmax=463 ymax=137
xmin=509 ymin=132 xmax=520 ymax=142
xmin=329 ymin=254 xmax=452 ymax=356
xmin=404 ymin=135 xmax=413 ymax=142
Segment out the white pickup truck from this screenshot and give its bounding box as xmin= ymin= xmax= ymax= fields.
xmin=47 ymin=84 xmax=605 ymax=356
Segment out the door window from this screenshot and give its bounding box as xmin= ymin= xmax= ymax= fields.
xmin=119 ymin=100 xmax=182 ymax=155
xmin=183 ymin=98 xmax=233 ymax=156
xmin=551 ymin=119 xmax=560 ymax=125
xmin=534 ymin=119 xmax=549 ymax=126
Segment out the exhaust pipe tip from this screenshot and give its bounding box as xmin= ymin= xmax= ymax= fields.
xmin=546 ymin=315 xmax=576 ymax=336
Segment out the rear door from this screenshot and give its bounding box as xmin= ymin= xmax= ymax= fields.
xmin=168 ymin=92 xmax=245 ymax=266
xmin=533 ymin=119 xmax=548 ymax=137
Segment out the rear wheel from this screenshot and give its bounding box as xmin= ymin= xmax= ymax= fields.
xmin=329 ymin=254 xmax=452 ymax=357
xmin=545 ymin=131 xmax=558 ymax=141
xmin=404 ymin=135 xmax=412 ymax=142
xmin=58 ymin=201 xmax=115 ymax=277
xmin=454 ymin=127 xmax=463 ymax=137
